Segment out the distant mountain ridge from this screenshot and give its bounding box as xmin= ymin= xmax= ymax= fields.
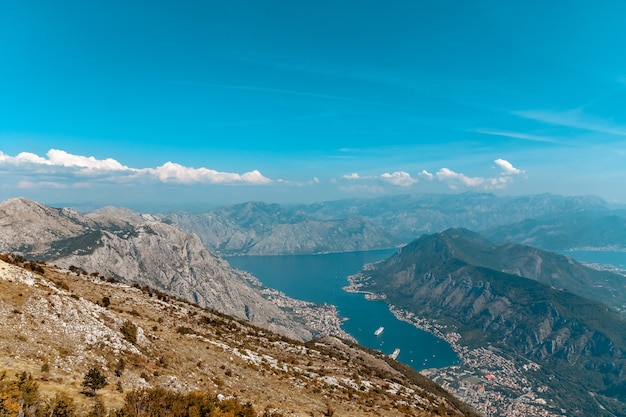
xmin=484 ymin=211 xmax=626 ymax=251
xmin=357 ymin=228 xmax=626 ymax=416
xmin=164 ymin=193 xmax=610 ymax=255
xmin=0 ymin=197 xmax=322 ymax=341
xmin=163 ymin=201 xmax=401 ymax=255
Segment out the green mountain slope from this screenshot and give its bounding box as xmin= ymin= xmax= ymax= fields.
xmin=358 ymin=229 xmax=626 ymax=416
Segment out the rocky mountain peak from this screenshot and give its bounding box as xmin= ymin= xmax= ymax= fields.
xmin=0 ymin=197 xmax=97 ymax=254
xmin=0 ymin=199 xmax=334 ymax=341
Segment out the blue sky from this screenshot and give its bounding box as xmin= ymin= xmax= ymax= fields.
xmin=2 ymin=0 xmax=626 ymax=210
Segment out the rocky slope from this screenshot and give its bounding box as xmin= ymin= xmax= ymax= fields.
xmin=0 ymin=256 xmax=479 ymax=417
xmin=163 ymin=201 xmax=400 ymax=255
xmin=164 ymin=193 xmax=609 ymax=255
xmin=354 ymin=229 xmax=626 ymax=416
xmin=0 ymin=197 xmax=327 ymax=341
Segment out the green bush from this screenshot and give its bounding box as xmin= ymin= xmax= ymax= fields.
xmin=82 ymin=367 xmax=107 ymax=397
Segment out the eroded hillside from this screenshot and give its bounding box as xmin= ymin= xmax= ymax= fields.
xmin=0 ymin=256 xmax=478 ymax=417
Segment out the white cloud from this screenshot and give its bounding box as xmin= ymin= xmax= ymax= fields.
xmin=436 ymin=159 xmax=524 ymax=190
xmin=437 ymin=168 xmax=485 ymax=188
xmin=46 ymin=149 xmax=130 ymax=171
xmin=494 ymin=158 xmax=524 ymax=175
xmin=338 ymin=163 xmax=522 ymax=191
xmin=419 ymin=170 xmax=434 ymax=180
xmin=145 ymin=162 xmax=270 ymax=184
xmin=2 ymin=149 xmax=132 ymax=172
xmin=380 ymin=171 xmax=417 ymax=186
xmin=14 ymin=152 xmax=51 ymax=165
xmin=0 ymin=149 xmax=271 ymax=185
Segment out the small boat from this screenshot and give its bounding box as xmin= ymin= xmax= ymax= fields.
xmin=389 ymin=348 xmax=400 ymax=360
xmin=374 ymin=326 xmax=384 ymax=336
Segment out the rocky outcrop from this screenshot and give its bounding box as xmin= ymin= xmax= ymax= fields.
xmin=0 ymin=197 xmax=312 ymax=340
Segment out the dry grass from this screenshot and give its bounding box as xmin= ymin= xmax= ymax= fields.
xmin=0 ymin=257 xmax=477 ymax=417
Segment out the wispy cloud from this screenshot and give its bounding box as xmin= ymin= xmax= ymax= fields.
xmin=513 ymin=109 xmax=626 ymax=137
xmin=0 ymin=149 xmax=272 ymax=186
xmin=473 ymin=129 xmax=561 ymax=144
xmin=343 ymin=171 xmax=417 ymax=187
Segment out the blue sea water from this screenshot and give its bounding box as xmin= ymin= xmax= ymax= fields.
xmin=227 ymin=250 xmax=459 ymax=371
xmin=560 ymin=250 xmax=626 ymax=270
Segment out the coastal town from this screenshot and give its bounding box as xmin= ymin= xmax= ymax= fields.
xmin=344 ymin=269 xmax=567 ymax=417
xmin=392 ymin=306 xmax=564 ymax=417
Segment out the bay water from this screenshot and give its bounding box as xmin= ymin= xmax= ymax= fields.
xmin=560 ymin=250 xmax=626 ymax=270
xmin=227 ymin=250 xmax=459 ymax=371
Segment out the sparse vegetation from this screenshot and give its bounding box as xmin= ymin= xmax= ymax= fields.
xmin=120 ymin=320 xmax=137 ymax=345
xmin=82 ymin=366 xmax=107 ymax=397
xmin=114 ymin=358 xmax=125 ymax=377
xmin=0 ymin=255 xmax=480 ymax=417
xmin=101 ymin=296 xmax=110 ymax=307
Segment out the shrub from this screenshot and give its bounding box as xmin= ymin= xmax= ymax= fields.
xmin=87 ymin=397 xmax=106 ymax=417
xmin=120 ymin=388 xmax=257 ymax=417
xmin=176 ymin=326 xmax=194 ymax=335
xmin=114 ymin=358 xmax=125 ymax=377
xmin=46 ymin=393 xmax=76 ymax=417
xmin=120 ymin=321 xmax=137 ymax=345
xmin=82 ymin=366 xmax=107 ymax=397
xmin=27 ymin=262 xmax=45 ymax=275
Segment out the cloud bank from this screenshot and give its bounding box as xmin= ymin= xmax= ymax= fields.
xmin=0 ymin=149 xmax=272 ymax=186
xmin=341 ymin=159 xmax=524 ymax=191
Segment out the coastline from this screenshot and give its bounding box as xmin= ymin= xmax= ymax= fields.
xmin=344 ymin=271 xmax=564 ymax=417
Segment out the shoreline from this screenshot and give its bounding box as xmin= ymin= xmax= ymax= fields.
xmin=344 ymin=272 xmax=563 ymax=417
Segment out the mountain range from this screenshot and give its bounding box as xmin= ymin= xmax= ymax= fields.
xmin=355 ymin=228 xmax=626 ymax=416
xmin=0 ymin=197 xmax=319 ymax=341
xmin=163 ymin=193 xmax=616 ymax=255
xmin=484 ymin=211 xmax=626 ymax=251
xmin=4 ymin=194 xmax=626 ymax=416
